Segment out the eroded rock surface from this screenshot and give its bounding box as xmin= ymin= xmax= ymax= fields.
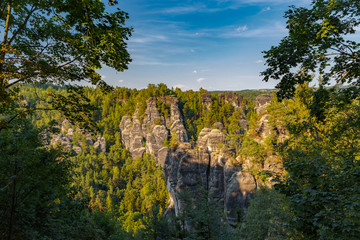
xmin=119 ymin=96 xmax=188 ymax=166
xmin=119 ymin=93 xmax=282 ymax=227
xmin=50 ymin=119 xmax=106 ymax=154
xmin=255 ymin=94 xmax=272 ymax=114
xmin=164 ymin=127 xmax=256 ymax=226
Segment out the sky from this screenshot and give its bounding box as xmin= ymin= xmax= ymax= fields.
xmin=100 ymin=0 xmax=312 ymax=91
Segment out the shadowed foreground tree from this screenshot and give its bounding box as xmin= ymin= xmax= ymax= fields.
xmin=0 ymin=119 xmax=70 ymax=239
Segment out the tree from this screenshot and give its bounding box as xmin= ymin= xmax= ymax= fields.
xmin=0 ymin=0 xmax=132 ymax=129
xmin=265 ymin=85 xmax=360 ymax=239
xmin=174 ymin=188 xmax=232 ymax=240
xmin=238 ymin=187 xmax=299 ymax=240
xmin=0 ymin=119 xmax=71 ymax=240
xmin=262 ymin=0 xmax=360 ymax=100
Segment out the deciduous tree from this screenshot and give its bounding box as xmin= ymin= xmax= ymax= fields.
xmin=0 ymin=0 xmax=132 ymax=129
xmin=262 ymin=0 xmax=360 ymax=100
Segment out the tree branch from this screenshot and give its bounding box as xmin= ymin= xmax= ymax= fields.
xmin=55 ymin=54 xmax=83 ymax=69
xmin=329 ymin=47 xmax=360 ymax=62
xmin=0 ymin=107 xmax=58 ymax=131
xmin=5 ymin=78 xmax=25 ymax=89
xmin=8 ymin=5 xmax=38 ymax=45
xmin=0 ymin=0 xmax=12 ymax=77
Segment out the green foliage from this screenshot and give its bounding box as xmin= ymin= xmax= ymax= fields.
xmin=11 ymin=82 xmax=282 ymax=238
xmin=0 ymin=120 xmax=70 ymax=239
xmin=272 ymin=85 xmax=360 ymax=239
xmin=240 ymin=137 xmax=267 ymax=163
xmin=174 ymin=188 xmax=233 ymax=240
xmin=262 ymin=0 xmax=360 ymax=100
xmin=238 ymin=187 xmax=298 ymax=240
xmin=156 ymin=100 xmax=171 ymax=119
xmin=0 ymin=0 xmax=132 ymax=130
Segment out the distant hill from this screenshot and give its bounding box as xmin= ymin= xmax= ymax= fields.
xmin=211 ymin=89 xmax=275 ymax=101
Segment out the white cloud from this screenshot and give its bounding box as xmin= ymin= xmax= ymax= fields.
xmin=222 ymin=21 xmax=287 ymax=38
xmin=255 ymin=60 xmax=263 ymax=64
xmin=162 ymin=4 xmax=207 ymax=14
xmin=236 ymin=25 xmax=248 ymax=32
xmin=130 ymin=35 xmax=168 ymax=44
xmin=119 ymin=80 xmax=124 ymax=83
xmin=101 ymin=75 xmax=106 ymax=80
xmin=193 ymin=70 xmax=198 ymax=74
xmin=261 ymin=6 xmax=271 ymax=12
xmin=197 ymin=77 xmax=206 ymax=83
xmin=173 ymin=84 xmax=186 ymax=89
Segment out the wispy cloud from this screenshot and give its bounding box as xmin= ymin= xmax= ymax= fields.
xmin=197 ymin=77 xmax=206 ymax=83
xmin=193 ymin=70 xmax=198 ymax=74
xmin=162 ymin=4 xmax=206 ymax=14
xmin=130 ymin=34 xmax=168 ymax=44
xmin=119 ymin=80 xmax=124 ymax=83
xmin=173 ymin=84 xmax=186 ymax=89
xmin=261 ymin=6 xmax=271 ymax=12
xmin=255 ymin=60 xmax=263 ymax=64
xmin=236 ymin=25 xmax=248 ymax=32
xmin=221 ymin=21 xmax=287 ymax=38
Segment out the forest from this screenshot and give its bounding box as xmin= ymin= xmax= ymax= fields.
xmin=1 ymin=0 xmax=359 ymax=239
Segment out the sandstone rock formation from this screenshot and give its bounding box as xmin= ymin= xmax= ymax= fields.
xmin=118 ymin=93 xmax=283 ymax=227
xmin=255 ymin=94 xmax=272 ymax=114
xmin=201 ymin=92 xmax=212 ymax=110
xmin=225 ymin=92 xmax=244 ymax=108
xmin=119 ymin=95 xmax=258 ymax=226
xmin=164 ymin=127 xmax=257 ymax=226
xmin=50 ymin=119 xmax=106 ymax=154
xmin=119 ymin=96 xmax=188 ymax=166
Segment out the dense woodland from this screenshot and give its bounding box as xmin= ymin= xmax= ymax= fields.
xmin=0 ymin=83 xmax=261 ymax=239
xmin=1 ymin=0 xmax=360 ymax=239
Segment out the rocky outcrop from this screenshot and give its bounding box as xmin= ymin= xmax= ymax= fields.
xmin=201 ymin=92 xmax=212 ymax=110
xmin=255 ymin=94 xmax=272 ymax=114
xmin=239 ymin=118 xmax=248 ymax=132
xmin=164 ymin=127 xmax=257 ymax=226
xmin=50 ymin=119 xmax=106 ymax=154
xmin=118 ymin=93 xmax=283 ymax=228
xmin=225 ymin=92 xmax=244 ymax=108
xmin=119 ymin=96 xmax=188 ymax=166
xmin=255 ymin=114 xmax=272 ymax=142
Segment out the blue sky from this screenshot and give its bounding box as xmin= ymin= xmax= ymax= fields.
xmin=100 ymin=0 xmax=312 ymax=91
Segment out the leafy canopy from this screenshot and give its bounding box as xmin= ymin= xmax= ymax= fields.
xmin=0 ymin=0 xmax=132 ymax=129
xmin=262 ymin=0 xmax=360 ymax=99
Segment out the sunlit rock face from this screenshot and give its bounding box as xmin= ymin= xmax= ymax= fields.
xmin=255 ymin=94 xmax=272 ymax=114
xmin=119 ymin=93 xmax=283 ymax=227
xmin=119 ymin=94 xmax=258 ymax=225
xmin=50 ymin=119 xmax=106 ymax=154
xmin=119 ymin=96 xmax=188 ymax=166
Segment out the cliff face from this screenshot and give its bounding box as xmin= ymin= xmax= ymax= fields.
xmin=118 ymin=93 xmax=278 ymax=226
xmin=119 ymin=96 xmax=188 ymax=166
xmin=164 ymin=127 xmax=256 ymax=225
